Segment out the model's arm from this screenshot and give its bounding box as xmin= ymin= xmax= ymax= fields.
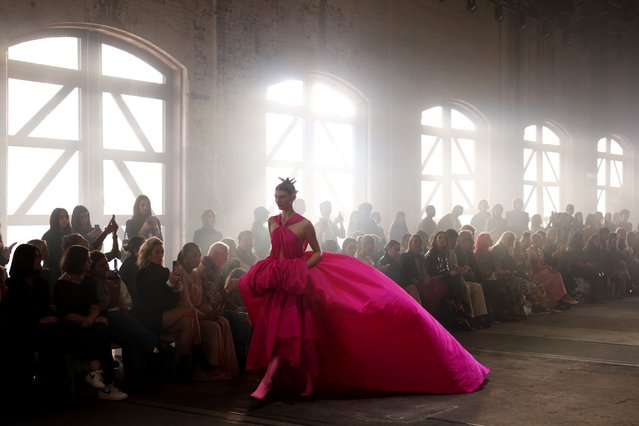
xmin=304 ymin=221 xmax=323 ymax=268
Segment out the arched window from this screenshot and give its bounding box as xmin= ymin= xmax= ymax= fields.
xmin=421 ymin=102 xmax=484 ymax=221
xmin=265 ymin=77 xmax=367 ymax=216
xmin=596 ymin=136 xmax=625 ymax=213
xmin=5 ymin=27 xmax=183 ymax=254
xmin=522 ymin=123 xmax=563 ymax=218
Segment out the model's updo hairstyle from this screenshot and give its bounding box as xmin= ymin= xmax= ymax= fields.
xmin=276 ymin=177 xmax=298 ymax=195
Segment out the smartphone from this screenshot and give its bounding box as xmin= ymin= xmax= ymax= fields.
xmin=172 ymin=260 xmax=178 ymax=271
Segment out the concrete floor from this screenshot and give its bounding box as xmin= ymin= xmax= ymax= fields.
xmin=11 ymin=297 xmax=639 ymax=426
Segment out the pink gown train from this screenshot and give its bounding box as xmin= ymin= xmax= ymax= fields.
xmin=239 ymin=214 xmax=489 ymax=394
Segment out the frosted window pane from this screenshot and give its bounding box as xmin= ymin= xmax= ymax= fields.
xmin=452 ymin=138 xmax=474 ymax=175
xmin=543 ymin=151 xmax=560 ymax=182
xmin=266 ymin=114 xmax=303 ymax=161
xmin=28 ymin=152 xmax=79 ymax=215
xmin=8 ymin=147 xmax=64 ymax=214
xmin=267 ymin=80 xmax=303 ymax=105
xmin=524 ymin=125 xmax=537 ymax=142
xmin=312 ymin=83 xmax=355 ymax=118
xmin=597 ymin=158 xmax=606 ymax=186
xmin=7 ymin=226 xmax=49 ymax=248
xmin=542 ymin=126 xmax=560 ymax=145
xmin=314 ymin=171 xmax=353 ymax=221
xmin=103 ymin=161 xmax=136 ymax=215
xmin=122 ymin=95 xmax=164 ymax=153
xmin=597 ymin=189 xmax=606 ymax=214
xmin=124 ymin=161 xmax=164 ymax=215
xmin=102 ymin=44 xmax=164 ymax=84
xmin=30 ymin=88 xmax=79 ymax=140
xmin=314 ymin=122 xmax=353 ymax=167
xmin=421 ymin=181 xmax=442 ymax=217
xmin=611 ymin=161 xmax=622 ymax=188
xmin=103 ymin=93 xmax=145 ymax=151
xmin=8 ymin=79 xmax=62 ymax=135
xmin=9 ymin=37 xmax=78 ymax=70
xmin=543 ymin=186 xmax=559 ymax=218
xmin=451 ymin=109 xmax=476 ymax=131
xmin=610 ymin=140 xmax=623 ymax=155
xmin=421 ymin=107 xmax=442 ymax=127
xmin=523 ymin=149 xmax=537 ymax=181
xmin=452 ymin=180 xmax=474 ymax=209
xmin=422 ymin=137 xmax=443 ymax=176
xmin=597 ymin=138 xmax=607 ymax=153
xmin=523 ymin=184 xmax=537 ymax=215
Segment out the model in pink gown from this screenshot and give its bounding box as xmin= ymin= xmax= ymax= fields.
xmin=239 ymin=212 xmax=489 ymax=396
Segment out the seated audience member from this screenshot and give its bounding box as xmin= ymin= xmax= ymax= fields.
xmin=236 ymin=230 xmax=258 ymax=269
xmin=475 ymin=232 xmax=523 ymax=321
xmin=196 ymin=242 xmax=249 ymax=372
xmin=378 ymin=240 xmax=404 ymax=286
xmin=455 ymin=230 xmax=492 ymax=327
xmin=71 ymin=205 xmax=102 ymax=245
xmin=54 ymin=245 xmax=127 ymax=400
xmin=530 ymin=214 xmax=544 ymax=233
xmin=314 ymin=201 xmax=345 ymax=243
xmin=470 ymin=200 xmax=491 ymax=233
xmin=447 ymin=229 xmax=488 ymax=327
xmin=505 ymin=198 xmax=529 ymax=238
xmin=527 ymin=233 xmax=577 ymax=311
xmin=179 ymin=243 xmax=238 ymax=379
xmin=251 ymin=206 xmax=271 ymax=259
xmin=419 ymin=205 xmax=437 ymax=237
xmin=355 ymin=234 xmax=377 ymax=266
xmin=119 ymin=236 xmax=145 ymax=307
xmin=583 ymin=234 xmax=610 ymax=301
xmin=389 ymin=211 xmax=410 ymax=245
xmin=371 ymin=211 xmax=387 ymax=248
xmin=542 ymin=228 xmax=562 ymax=269
xmin=346 ymin=210 xmax=360 ymax=238
xmin=90 ymin=250 xmax=157 ymax=390
xmin=399 ymin=234 xmax=427 ymax=304
xmin=126 ymin=195 xmax=163 ymax=240
xmin=460 ymin=224 xmax=476 ymax=237
xmin=4 ymin=244 xmax=66 ymax=402
xmin=424 ymin=231 xmax=472 ymax=329
xmin=135 ymin=237 xmax=195 ymax=379
xmin=486 ymin=203 xmax=508 ymax=241
xmin=605 ymin=232 xmax=632 ymax=298
xmin=437 ymin=205 xmax=463 ymax=231
xmin=27 ymin=239 xmax=53 ymax=297
xmin=400 ymin=233 xmax=411 ymax=253
xmin=42 ymin=208 xmax=72 ymax=284
xmin=193 ymin=209 xmax=223 ymax=253
xmin=341 ymin=237 xmax=358 ymax=257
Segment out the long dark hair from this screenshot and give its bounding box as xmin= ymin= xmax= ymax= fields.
xmin=71 ymin=205 xmax=91 ymax=233
xmin=132 ymin=195 xmax=152 ymax=222
xmin=9 ymin=244 xmax=40 ymax=279
xmin=49 ymin=208 xmax=72 ymax=234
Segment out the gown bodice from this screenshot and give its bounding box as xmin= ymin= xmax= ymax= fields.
xmin=270 ymin=214 xmax=307 ymax=260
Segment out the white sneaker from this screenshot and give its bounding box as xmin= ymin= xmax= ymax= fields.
xmin=98 ymin=385 xmax=128 ymax=401
xmin=85 ymin=370 xmax=106 ymax=390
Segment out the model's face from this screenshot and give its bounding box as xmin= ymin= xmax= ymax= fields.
xmin=92 ymin=255 xmax=109 ymax=277
xmin=58 ymin=212 xmax=69 ymax=229
xmin=150 ymin=244 xmax=164 ymax=265
xmin=274 ymin=190 xmax=295 ymax=211
xmin=183 ymin=248 xmax=202 ymax=270
xmin=139 ymin=200 xmax=150 ymax=216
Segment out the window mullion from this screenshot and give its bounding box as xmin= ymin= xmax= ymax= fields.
xmin=85 ymin=32 xmax=104 ymax=222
